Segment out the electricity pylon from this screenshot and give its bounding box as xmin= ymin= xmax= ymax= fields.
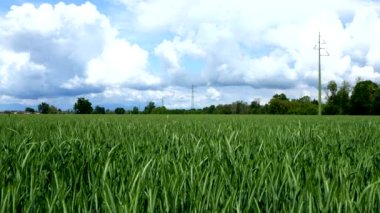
xmin=314 ymin=32 xmax=329 ymax=116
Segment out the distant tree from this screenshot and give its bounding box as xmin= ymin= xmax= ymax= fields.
xmin=230 ymin=101 xmax=246 ymax=114
xmin=324 ymin=80 xmax=351 ymax=115
xmin=74 ymin=97 xmax=93 ymax=114
xmin=374 ymin=88 xmax=380 ymax=115
xmin=203 ymin=105 xmax=216 ymax=114
xmin=93 ymin=106 xmax=106 ymax=114
xmin=250 ymin=101 xmax=261 ymax=114
xmin=25 ymin=107 xmax=35 ymax=114
xmin=324 ymin=81 xmax=339 ymax=115
xmin=131 ymin=106 xmax=139 ymax=114
xmin=47 ymin=105 xmax=59 ymax=114
xmin=65 ymin=109 xmax=74 ymax=114
xmin=298 ymin=96 xmax=311 ymax=103
xmin=326 ymin=81 xmax=338 ymax=98
xmin=152 ymin=106 xmax=167 ymax=114
xmin=115 ymin=107 xmax=125 ymax=114
xmin=143 ymin=102 xmax=156 ymax=114
xmin=350 ymin=80 xmax=378 ymax=115
xmin=287 ymin=96 xmax=317 ymax=115
xmin=336 ymin=81 xmax=351 ymax=114
xmin=269 ymin=94 xmax=290 ymax=114
xmin=215 ymin=104 xmax=232 ymax=114
xmin=273 ymin=93 xmax=288 ymax=101
xmin=38 ymin=102 xmax=50 ymax=114
xmin=208 ymin=105 xmax=216 ymax=114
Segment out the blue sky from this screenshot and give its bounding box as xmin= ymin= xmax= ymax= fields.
xmin=1 ymin=0 xmax=380 ymax=110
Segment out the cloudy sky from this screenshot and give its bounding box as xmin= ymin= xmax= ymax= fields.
xmin=0 ymin=0 xmax=380 ymax=110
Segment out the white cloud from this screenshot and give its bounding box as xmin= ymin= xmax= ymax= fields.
xmin=122 ymin=0 xmax=380 ymax=92
xmin=350 ymin=66 xmax=380 ymax=82
xmin=85 ymin=39 xmax=160 ymax=87
xmin=154 ymin=37 xmax=205 ymax=73
xmin=2 ymin=0 xmax=380 ymax=109
xmin=0 ymin=2 xmax=159 ymax=99
xmin=206 ymin=87 xmax=221 ymax=101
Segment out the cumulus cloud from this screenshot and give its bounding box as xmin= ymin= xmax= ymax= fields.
xmin=122 ymin=0 xmax=380 ymax=91
xmin=2 ymin=0 xmax=380 ymax=109
xmin=85 ymin=39 xmax=160 ymax=88
xmin=0 ymin=2 xmax=159 ymax=99
xmin=155 ymin=37 xmax=205 ymax=72
xmin=206 ymin=87 xmax=221 ymax=101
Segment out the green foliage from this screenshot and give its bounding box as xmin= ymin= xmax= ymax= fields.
xmin=37 ymin=102 xmax=60 ymax=114
xmin=215 ymin=104 xmax=232 ymax=114
xmin=269 ymin=94 xmax=290 ymax=114
xmin=131 ymin=107 xmax=139 ymax=114
xmin=231 ymin=101 xmax=250 ymax=114
xmin=48 ymin=105 xmax=60 ymax=114
xmin=152 ymin=106 xmax=167 ymax=114
xmin=24 ymin=107 xmax=35 ymax=113
xmin=325 ymin=81 xmax=351 ymax=115
xmin=250 ymin=101 xmax=261 ymax=114
xmin=38 ymin=102 xmax=50 ymax=114
xmin=273 ymin=93 xmax=288 ymax=101
xmin=74 ymin=97 xmax=93 ymax=114
xmin=32 ymin=80 xmax=379 ymax=116
xmin=374 ymin=88 xmax=380 ymax=115
xmin=288 ymin=98 xmax=318 ymax=115
xmin=336 ymin=81 xmax=351 ymax=114
xmin=114 ymin=107 xmax=126 ymax=114
xmin=94 ymin=106 xmax=106 ymax=114
xmin=351 ymin=80 xmax=379 ymax=115
xmin=1 ymin=115 xmax=380 ymax=211
xmin=144 ymin=102 xmax=156 ymax=114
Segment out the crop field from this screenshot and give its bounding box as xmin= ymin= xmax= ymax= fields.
xmin=1 ymin=115 xmax=380 ymax=212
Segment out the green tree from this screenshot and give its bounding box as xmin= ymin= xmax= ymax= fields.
xmin=74 ymin=97 xmax=93 ymax=114
xmin=324 ymin=81 xmax=351 ymax=115
xmin=273 ymin=93 xmax=288 ymax=101
xmin=48 ymin=105 xmax=59 ymax=114
xmin=115 ymin=107 xmax=125 ymax=114
xmin=25 ymin=107 xmax=35 ymax=114
xmin=250 ymin=101 xmax=261 ymax=114
xmin=324 ymin=81 xmax=339 ymax=115
xmin=326 ymin=81 xmax=338 ymax=98
xmin=269 ymin=94 xmax=290 ymax=114
xmin=203 ymin=105 xmax=216 ymax=114
xmin=231 ymin=101 xmax=249 ymax=114
xmin=131 ymin=106 xmax=139 ymax=114
xmin=287 ymin=96 xmax=317 ymax=115
xmin=298 ymin=96 xmax=313 ymax=104
xmin=38 ymin=102 xmax=50 ymax=114
xmin=152 ymin=106 xmax=167 ymax=114
xmin=350 ymin=80 xmax=378 ymax=115
xmin=144 ymin=102 xmax=156 ymax=114
xmin=215 ymin=104 xmax=232 ymax=114
xmin=336 ymin=81 xmax=350 ymax=114
xmin=94 ymin=106 xmax=106 ymax=114
xmin=374 ymin=88 xmax=380 ymax=115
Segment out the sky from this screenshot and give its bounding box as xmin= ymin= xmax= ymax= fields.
xmin=1 ymin=0 xmax=380 ymax=110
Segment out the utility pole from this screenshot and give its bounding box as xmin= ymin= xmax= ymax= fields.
xmin=314 ymin=32 xmax=329 ymax=116
xmin=191 ymin=84 xmax=195 ymax=109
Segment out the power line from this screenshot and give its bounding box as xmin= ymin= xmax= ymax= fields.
xmin=314 ymin=32 xmax=329 ymax=116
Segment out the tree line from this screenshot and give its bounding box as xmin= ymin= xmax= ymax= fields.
xmin=26 ymin=79 xmax=380 ymax=115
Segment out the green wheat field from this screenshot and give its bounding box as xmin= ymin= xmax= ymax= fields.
xmin=1 ymin=115 xmax=380 ymax=212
